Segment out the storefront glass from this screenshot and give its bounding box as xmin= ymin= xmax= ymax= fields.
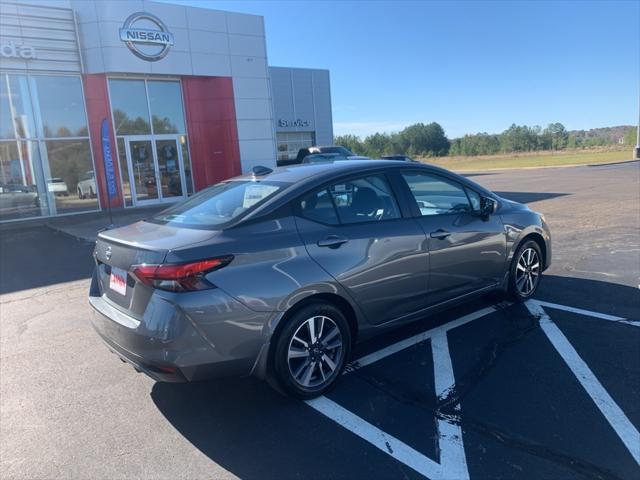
xmin=108 ymin=78 xmax=194 ymax=206
xmin=277 ymin=131 xmax=315 ymax=161
xmin=0 ymin=73 xmax=97 ymax=221
xmin=109 ymin=79 xmax=151 ymax=135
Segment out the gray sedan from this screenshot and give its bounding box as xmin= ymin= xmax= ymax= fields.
xmin=89 ymin=160 xmax=551 ymax=398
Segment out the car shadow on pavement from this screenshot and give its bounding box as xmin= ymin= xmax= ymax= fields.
xmin=150 ymin=275 xmax=638 ymax=480
xmin=0 ymin=225 xmax=94 ymax=295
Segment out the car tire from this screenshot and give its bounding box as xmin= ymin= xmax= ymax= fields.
xmin=273 ymin=302 xmax=351 ymax=399
xmin=78 ymin=188 xmax=84 ymax=199
xmin=507 ymin=239 xmax=543 ymax=302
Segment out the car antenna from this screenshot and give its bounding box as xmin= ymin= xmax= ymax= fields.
xmin=252 ymin=165 xmax=273 ymax=177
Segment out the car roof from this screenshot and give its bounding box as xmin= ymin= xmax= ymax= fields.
xmin=233 ymin=160 xmax=403 ymax=184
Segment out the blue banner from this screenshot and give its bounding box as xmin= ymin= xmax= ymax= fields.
xmin=101 ymin=119 xmax=118 ymax=201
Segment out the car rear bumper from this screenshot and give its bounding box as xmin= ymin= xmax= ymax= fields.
xmin=88 ymin=271 xmax=272 ymax=382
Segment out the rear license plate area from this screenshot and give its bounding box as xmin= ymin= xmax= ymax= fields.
xmin=109 ymin=266 xmax=127 ymax=296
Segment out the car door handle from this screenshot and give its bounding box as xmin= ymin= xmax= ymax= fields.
xmin=317 ymin=235 xmax=349 ymax=248
xmin=430 ymin=229 xmax=451 ymax=239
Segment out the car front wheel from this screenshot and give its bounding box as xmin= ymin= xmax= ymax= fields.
xmin=508 ymin=240 xmax=543 ymax=301
xmin=273 ymin=302 xmax=351 ymax=399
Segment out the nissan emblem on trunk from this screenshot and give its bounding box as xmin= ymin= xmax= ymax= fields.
xmin=119 ymin=12 xmax=174 ymax=61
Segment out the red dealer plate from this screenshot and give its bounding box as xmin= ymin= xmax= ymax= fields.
xmin=109 ymin=267 xmax=127 ymax=296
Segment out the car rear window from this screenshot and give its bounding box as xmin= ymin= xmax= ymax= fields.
xmin=150 ymin=180 xmax=287 ymax=228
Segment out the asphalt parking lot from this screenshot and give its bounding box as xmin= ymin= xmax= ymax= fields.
xmin=1 ymin=161 xmax=639 ymax=479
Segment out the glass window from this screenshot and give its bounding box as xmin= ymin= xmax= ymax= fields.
xmin=327 ymin=175 xmax=400 ymax=224
xmin=276 ymin=132 xmax=314 ymax=161
xmin=109 ymin=79 xmax=151 ymax=135
xmin=116 ymin=137 xmax=133 ymax=207
xmin=299 ymin=189 xmax=339 ymax=225
xmin=148 ymin=81 xmax=186 ymax=134
xmin=402 ymin=172 xmax=472 ymax=216
xmin=44 ymin=139 xmax=97 ymax=214
xmin=151 ymin=181 xmax=286 ymax=228
xmin=0 ymin=140 xmax=47 ymax=220
xmin=179 ymin=135 xmax=194 ymax=195
xmin=465 ymin=187 xmax=481 ymax=212
xmin=34 ymin=76 xmax=88 ymax=137
xmin=1 ymin=75 xmax=37 ymax=139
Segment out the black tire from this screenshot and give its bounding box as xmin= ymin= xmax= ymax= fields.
xmin=507 ymin=239 xmax=543 ymax=302
xmin=273 ymin=302 xmax=351 ymax=399
xmin=78 ymin=188 xmax=84 ymax=200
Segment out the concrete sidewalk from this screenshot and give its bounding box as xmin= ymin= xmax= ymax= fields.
xmin=0 ymin=205 xmax=166 ymax=242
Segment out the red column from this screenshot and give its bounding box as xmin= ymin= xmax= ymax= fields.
xmin=82 ymin=74 xmax=123 ymax=208
xmin=182 ymin=77 xmax=241 ymax=191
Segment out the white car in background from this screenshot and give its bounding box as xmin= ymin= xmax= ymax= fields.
xmin=77 ymin=171 xmax=96 ymax=199
xmin=47 ymin=178 xmax=69 ymax=196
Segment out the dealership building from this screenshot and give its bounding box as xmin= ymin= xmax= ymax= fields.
xmin=0 ymin=0 xmax=334 ymax=222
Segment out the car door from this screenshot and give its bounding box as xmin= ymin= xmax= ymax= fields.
xmin=294 ymin=172 xmax=429 ymax=325
xmin=398 ymin=170 xmax=506 ymax=306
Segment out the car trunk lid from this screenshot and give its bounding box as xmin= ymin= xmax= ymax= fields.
xmin=94 ymin=221 xmax=219 ymax=318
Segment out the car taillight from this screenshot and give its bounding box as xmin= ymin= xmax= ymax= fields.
xmin=131 ymin=256 xmax=233 ymax=292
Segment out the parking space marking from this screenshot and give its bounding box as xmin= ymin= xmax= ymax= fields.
xmin=306 ymin=307 xmax=500 ymax=479
xmin=525 ymin=300 xmax=640 ymax=465
xmin=307 ymin=396 xmax=446 ymax=479
xmin=349 ymin=306 xmax=499 ymax=371
xmin=535 ymin=300 xmax=638 ymax=327
xmin=431 ymin=330 xmax=469 ymax=480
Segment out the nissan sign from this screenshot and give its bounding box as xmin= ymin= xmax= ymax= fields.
xmin=119 ymin=12 xmax=174 ymax=62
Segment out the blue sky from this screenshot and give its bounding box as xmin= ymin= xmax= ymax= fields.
xmin=176 ymin=0 xmax=639 ymax=139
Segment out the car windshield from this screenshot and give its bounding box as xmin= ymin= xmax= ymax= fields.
xmin=150 ymin=180 xmax=287 ymax=228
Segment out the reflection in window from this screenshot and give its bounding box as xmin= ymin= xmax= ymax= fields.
xmin=109 ymin=79 xmax=151 ymax=135
xmin=148 ymin=81 xmax=186 ymax=134
xmin=1 ymin=76 xmax=37 ymax=139
xmin=117 ymin=137 xmax=133 ymax=206
xmin=34 ymin=76 xmax=88 ymax=137
xmin=402 ymin=172 xmax=471 ymax=216
xmin=276 ymin=132 xmax=315 ymax=161
xmin=45 ymin=140 xmax=97 ymax=214
xmin=180 ymin=136 xmax=194 ymax=195
xmin=0 ymin=140 xmax=47 ymax=220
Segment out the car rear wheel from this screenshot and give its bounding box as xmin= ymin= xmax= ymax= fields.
xmin=507 ymin=240 xmax=542 ymax=301
xmin=273 ymin=302 xmax=350 ymax=399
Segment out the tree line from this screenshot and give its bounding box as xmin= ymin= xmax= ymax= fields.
xmin=335 ymin=122 xmax=635 ymax=158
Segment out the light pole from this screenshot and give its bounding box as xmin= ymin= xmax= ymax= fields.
xmin=636 ymin=89 xmax=640 ymax=160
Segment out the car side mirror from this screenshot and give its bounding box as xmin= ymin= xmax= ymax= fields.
xmin=480 ymin=197 xmax=497 ymax=217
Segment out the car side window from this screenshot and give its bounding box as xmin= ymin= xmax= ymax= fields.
xmin=299 ymin=189 xmax=339 ymax=225
xmin=328 ymin=175 xmax=400 ymax=224
xmin=465 ymin=188 xmax=482 ymax=212
xmin=401 ymin=172 xmax=472 ymax=216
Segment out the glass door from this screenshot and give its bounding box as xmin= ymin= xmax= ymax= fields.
xmin=124 ymin=135 xmax=186 ymax=206
xmin=125 ymin=137 xmax=159 ymax=204
xmin=155 ymin=138 xmax=185 ymax=199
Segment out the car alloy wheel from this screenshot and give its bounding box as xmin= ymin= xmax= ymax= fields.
xmin=287 ymin=315 xmax=343 ymax=389
xmin=515 ymin=247 xmax=540 ymax=296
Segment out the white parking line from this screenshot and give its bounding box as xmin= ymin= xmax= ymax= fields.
xmin=306 ymin=396 xmax=445 ymax=479
xmin=535 ymin=300 xmax=638 ymax=327
xmin=431 ymin=330 xmax=470 ymax=480
xmin=306 ymin=298 xmax=639 ymax=477
xmin=526 ymin=300 xmax=640 ymax=465
xmin=307 ymin=307 xmax=498 ymax=479
xmin=349 ymin=305 xmax=499 ymax=370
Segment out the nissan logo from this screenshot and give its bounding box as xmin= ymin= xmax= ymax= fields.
xmin=119 ymin=12 xmax=174 ymax=62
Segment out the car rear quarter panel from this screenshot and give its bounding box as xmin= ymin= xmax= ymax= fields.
xmin=164 ymin=216 xmax=366 ymax=335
